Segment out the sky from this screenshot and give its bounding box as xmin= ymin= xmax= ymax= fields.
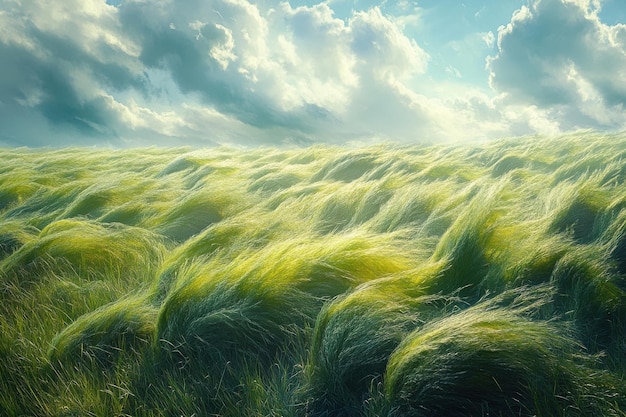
xmin=1 ymin=0 xmax=625 ymax=147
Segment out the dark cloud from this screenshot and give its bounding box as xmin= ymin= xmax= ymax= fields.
xmin=0 ymin=42 xmax=118 ymax=143
xmin=31 ymin=28 xmax=145 ymax=93
xmin=0 ymin=1 xmax=147 ymax=145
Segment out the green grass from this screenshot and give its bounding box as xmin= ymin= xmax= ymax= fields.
xmin=1 ymin=132 xmax=626 ymax=416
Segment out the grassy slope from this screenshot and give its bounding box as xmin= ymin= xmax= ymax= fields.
xmin=1 ymin=131 xmax=625 ymax=416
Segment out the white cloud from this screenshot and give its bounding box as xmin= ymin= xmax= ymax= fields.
xmin=487 ymin=0 xmax=626 ymax=131
xmin=262 ymin=3 xmax=435 ymax=142
xmin=482 ymin=31 xmax=495 ymax=48
xmin=349 ymin=7 xmax=429 ymax=81
xmin=446 ymin=66 xmax=462 ymax=78
xmin=264 ymin=2 xmax=356 ymax=112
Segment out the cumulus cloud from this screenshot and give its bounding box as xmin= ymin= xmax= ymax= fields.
xmin=487 ymin=0 xmax=626 ymax=131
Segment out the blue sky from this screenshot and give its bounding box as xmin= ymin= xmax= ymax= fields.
xmin=1 ymin=0 xmax=625 ymax=147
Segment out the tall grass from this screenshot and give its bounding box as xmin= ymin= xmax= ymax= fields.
xmin=1 ymin=132 xmax=626 ymax=416
xmin=154 ymin=230 xmax=416 ymax=368
xmin=384 ymin=299 xmax=614 ymax=417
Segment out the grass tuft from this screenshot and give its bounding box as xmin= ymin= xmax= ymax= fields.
xmin=48 ymin=296 xmax=157 ymax=367
xmin=385 ymin=302 xmax=614 ymax=416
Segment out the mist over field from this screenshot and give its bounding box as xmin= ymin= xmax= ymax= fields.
xmin=1 ymin=131 xmax=626 ymax=416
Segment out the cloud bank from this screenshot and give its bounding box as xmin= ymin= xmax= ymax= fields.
xmin=0 ymin=0 xmax=625 ymax=147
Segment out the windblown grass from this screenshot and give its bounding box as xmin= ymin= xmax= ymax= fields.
xmin=1 ymin=131 xmax=626 ymax=416
xmin=384 ymin=298 xmax=611 ymax=417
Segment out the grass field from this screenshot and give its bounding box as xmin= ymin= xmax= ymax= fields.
xmin=1 ymin=131 xmax=625 ymax=416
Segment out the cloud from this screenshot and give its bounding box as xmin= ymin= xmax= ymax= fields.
xmin=487 ymin=0 xmax=626 ymax=131
xmin=2 ymin=0 xmax=624 ymax=148
xmin=349 ymin=7 xmax=428 ymax=80
xmin=339 ymin=7 xmax=433 ymax=139
xmin=0 ymin=0 xmax=443 ymax=146
xmin=120 ymin=0 xmax=284 ymax=127
xmin=482 ymin=31 xmax=495 ymax=48
xmin=0 ymin=0 xmax=144 ymax=144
